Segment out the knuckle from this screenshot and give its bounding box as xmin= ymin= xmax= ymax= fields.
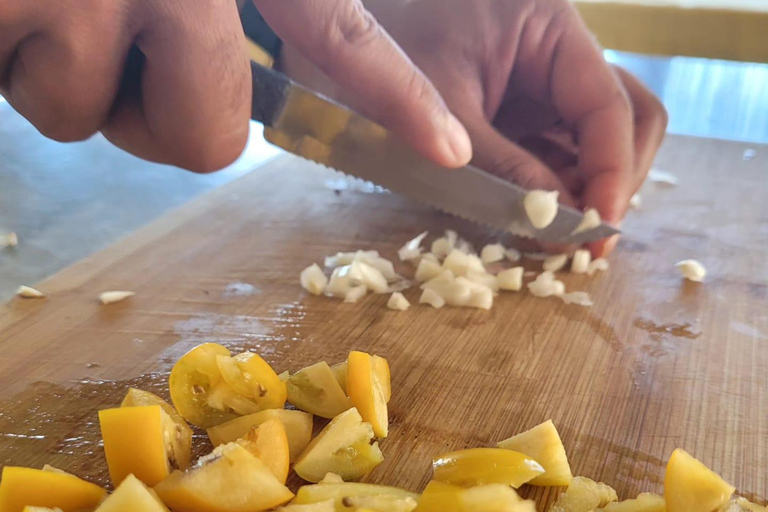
xmin=485 ymin=152 xmax=543 ymax=190
xmin=332 ymin=1 xmax=380 ymax=47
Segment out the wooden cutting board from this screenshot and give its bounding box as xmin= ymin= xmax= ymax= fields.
xmin=0 ymin=135 xmax=766 ymax=506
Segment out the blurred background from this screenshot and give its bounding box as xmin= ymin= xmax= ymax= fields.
xmin=0 ymin=0 xmax=766 ymax=301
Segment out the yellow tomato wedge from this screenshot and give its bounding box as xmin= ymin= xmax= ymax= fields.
xmin=276 ymin=501 xmax=335 ymax=512
xmin=215 ymin=352 xmax=287 ymax=409
xmin=330 ymin=362 xmax=348 ymax=394
xmin=155 ymin=443 xmax=294 ymax=512
xmin=121 ymin=388 xmax=193 ymax=470
xmin=286 ymin=362 xmax=353 ymax=419
xmin=0 ymin=466 xmax=106 ymax=512
xmin=664 ymin=448 xmax=734 ymax=512
xmin=294 ymin=482 xmax=419 ymax=512
xmin=497 ymin=420 xmax=572 ymax=486
xmin=346 ymin=351 xmax=388 ymax=438
xmin=23 ymin=508 xmax=62 ymax=512
xmin=169 ymin=343 xmax=239 ymax=428
xmin=432 ymin=448 xmax=544 ymax=488
xmin=371 ymin=356 xmax=391 ymax=403
xmin=599 ymin=493 xmax=665 ymax=512
xmin=551 ymin=476 xmax=618 ymax=512
xmin=94 ymin=474 xmax=169 ymax=511
xmin=207 ymin=408 xmax=313 ymax=462
xmin=294 ymin=408 xmax=384 ymax=483
xmin=238 ymin=419 xmax=291 ymax=484
xmin=418 ymin=481 xmax=535 ymax=512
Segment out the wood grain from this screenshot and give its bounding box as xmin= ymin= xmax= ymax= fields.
xmin=0 ymin=135 xmax=766 ymax=506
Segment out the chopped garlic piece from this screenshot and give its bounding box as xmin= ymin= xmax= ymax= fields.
xmin=505 ymin=248 xmax=522 ymax=262
xmin=1 ymin=232 xmax=18 ymax=248
xmin=497 ymin=267 xmax=524 ymax=291
xmin=443 ymin=249 xmax=470 ymax=276
xmin=300 ymin=264 xmax=328 ymax=296
xmin=465 ymin=270 xmax=499 ymax=292
xmin=543 ymin=254 xmax=568 ymax=272
xmin=480 ymin=243 xmax=506 ymax=264
xmin=421 ymin=253 xmax=440 ymax=264
xmin=431 ymin=230 xmax=458 ymax=259
xmin=324 ymin=266 xmax=353 ymax=297
xmin=572 ymin=208 xmax=601 ymax=235
xmin=419 ymin=288 xmax=445 ymax=308
xmin=415 ymin=258 xmax=443 ymax=282
xmin=587 ymin=258 xmax=610 ymax=275
xmin=571 ymin=249 xmax=591 ymax=274
xmin=324 ymin=250 xmax=379 ymax=268
xmin=422 ymin=271 xmax=471 ymax=305
xmin=344 ymin=285 xmax=368 ymax=303
xmin=398 ymin=231 xmax=428 ymax=261
xmin=99 ymin=291 xmax=135 ymax=305
xmin=455 ymin=239 xmax=474 ymax=255
xmin=387 ymin=292 xmax=410 ymax=311
xmin=629 ymin=194 xmax=642 ymax=209
xmin=648 ymin=168 xmax=678 ymax=186
xmin=527 ymin=272 xmax=565 ymax=298
xmin=524 ymin=190 xmax=559 ymax=229
xmin=676 ymin=259 xmax=706 ymax=282
xmin=16 ymin=285 xmax=45 ymax=299
xmin=465 ymin=286 xmax=493 ymax=310
xmin=560 ymin=291 xmax=594 ymax=307
xmin=348 ymin=261 xmax=389 ymax=293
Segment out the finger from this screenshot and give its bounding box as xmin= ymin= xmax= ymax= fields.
xmin=2 ymin=2 xmax=132 ymax=142
xmin=613 ymin=66 xmax=668 ymax=189
xmin=464 ymin=116 xmax=578 ymax=208
xmin=103 ymin=0 xmax=251 ymax=173
xmin=253 ymin=0 xmax=472 ymax=168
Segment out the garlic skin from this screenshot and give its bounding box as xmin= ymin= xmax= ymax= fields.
xmin=480 ymin=243 xmax=505 ymax=264
xmin=543 ymin=254 xmax=568 ymax=272
xmin=560 ymin=291 xmax=594 ymax=307
xmin=524 ymin=190 xmax=559 ymax=229
xmin=648 ymin=168 xmax=678 ymax=186
xmin=572 ymin=208 xmax=601 ymax=235
xmin=300 ymin=264 xmax=328 ymax=296
xmin=629 ymin=194 xmax=642 ymax=209
xmin=676 ymin=259 xmax=706 ymax=282
xmin=1 ymin=232 xmax=18 ymax=248
xmin=387 ymin=292 xmax=410 ymax=311
xmin=16 ymin=285 xmax=45 ymax=299
xmin=419 ymin=288 xmax=445 ymax=309
xmin=398 ymin=231 xmax=428 ymax=261
xmin=527 ymin=272 xmax=566 ymax=298
xmin=99 ymin=291 xmax=135 ymax=305
xmin=571 ymin=249 xmax=592 ymax=274
xmin=505 ymin=248 xmax=522 ymax=263
xmin=587 ymin=258 xmax=610 ymax=275
xmin=497 ymin=267 xmax=524 ymax=291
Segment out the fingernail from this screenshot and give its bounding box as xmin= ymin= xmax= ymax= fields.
xmin=441 ymin=113 xmax=472 ymax=166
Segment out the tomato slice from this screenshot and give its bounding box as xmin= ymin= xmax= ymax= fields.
xmin=432 ymin=448 xmax=544 ymax=488
xmin=169 ymin=343 xmax=238 ymax=428
xmin=346 ymin=351 xmax=388 ymax=438
xmin=216 ymin=352 xmax=287 ymax=409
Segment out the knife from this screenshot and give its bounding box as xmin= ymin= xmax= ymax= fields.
xmin=250 ymin=62 xmax=619 ymax=244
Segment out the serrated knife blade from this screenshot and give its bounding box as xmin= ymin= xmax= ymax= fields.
xmin=250 ymin=62 xmax=619 ymax=244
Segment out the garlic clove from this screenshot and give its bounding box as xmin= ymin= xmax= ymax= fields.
xmin=543 ymin=254 xmax=568 ymax=273
xmin=524 ymin=190 xmax=559 ymax=229
xmin=497 ymin=267 xmax=524 ymax=291
xmin=300 ymin=264 xmax=328 ymax=296
xmin=571 ymin=249 xmax=591 ymax=274
xmin=16 ymin=285 xmax=45 ymax=299
xmin=676 ymin=259 xmax=706 ymax=282
xmin=572 ymin=208 xmax=601 ymax=235
xmin=99 ymin=291 xmax=135 ymax=305
xmin=386 ymin=292 xmax=410 ymax=311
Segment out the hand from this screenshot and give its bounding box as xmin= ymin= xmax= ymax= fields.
xmin=0 ymin=0 xmax=471 ymax=173
xmin=280 ymin=0 xmax=668 ymax=256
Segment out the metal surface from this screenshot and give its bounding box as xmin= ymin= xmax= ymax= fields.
xmin=250 ymin=65 xmax=619 ymax=244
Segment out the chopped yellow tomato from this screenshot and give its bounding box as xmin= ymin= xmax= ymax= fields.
xmin=238 ymin=418 xmax=290 ymax=484
xmin=294 ymin=482 xmax=419 ymax=512
xmin=550 ymin=476 xmax=618 ymax=512
xmin=155 ymin=443 xmax=294 ymax=512
xmin=432 ymin=448 xmax=544 ymax=488
xmin=276 ymin=501 xmax=336 ymax=512
xmin=346 ymin=351 xmax=388 ymax=438
xmin=93 ymin=474 xmax=169 ymax=511
xmin=371 ymin=356 xmax=391 ymax=403
xmin=664 ymin=449 xmax=734 ymax=512
xmin=169 ymin=343 xmax=240 ymax=428
xmin=294 ymin=408 xmax=383 ymax=483
xmin=22 ymin=508 xmax=62 ymax=512
xmin=497 ymin=419 xmax=572 ymax=486
xmin=599 ymin=493 xmax=665 ymax=512
xmin=215 ymin=352 xmax=287 ymax=409
xmin=206 ymin=408 xmax=313 ymax=462
xmin=99 ymin=405 xmax=175 ymax=487
xmin=330 ymin=362 xmax=348 ymax=394
xmin=121 ymin=388 xmax=193 ymax=470
xmin=286 ymin=362 xmax=353 ymax=419
xmin=0 ymin=466 xmax=106 ymax=512
xmin=417 ymin=481 xmax=535 ymax=512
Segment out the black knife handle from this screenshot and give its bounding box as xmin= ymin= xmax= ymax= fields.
xmin=250 ymin=61 xmax=291 ymax=126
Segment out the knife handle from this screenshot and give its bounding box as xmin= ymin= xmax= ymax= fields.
xmin=250 ymin=62 xmax=291 ymax=127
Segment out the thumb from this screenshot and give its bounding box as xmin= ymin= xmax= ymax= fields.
xmin=253 ymin=0 xmax=472 ymax=168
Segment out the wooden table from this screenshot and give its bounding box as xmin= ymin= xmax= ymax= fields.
xmin=0 ymin=135 xmax=766 ymax=506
